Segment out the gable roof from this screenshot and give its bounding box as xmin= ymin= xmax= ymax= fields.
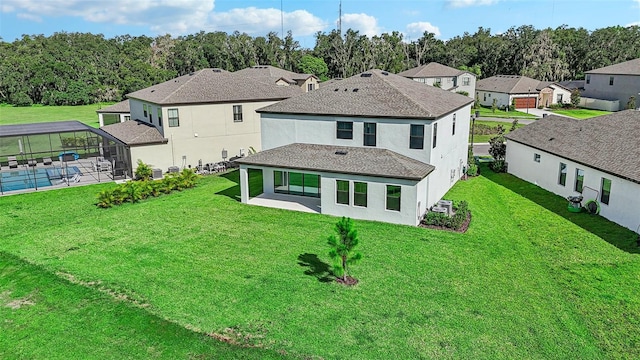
xmin=258 ymin=69 xmax=473 ymax=119
xmin=505 ymin=110 xmax=640 ymax=183
xmin=126 ymin=68 xmax=302 ymax=105
xmin=234 ymin=65 xmax=316 ymax=83
xmin=477 ymin=75 xmax=542 ymax=94
xmin=235 ymin=143 xmax=435 ymax=180
xmin=96 ymin=100 xmax=130 ymax=114
xmin=398 ymin=62 xmax=469 ymax=78
xmin=586 ymin=58 xmax=640 ymax=76
xmin=101 ymin=120 xmax=167 ymax=146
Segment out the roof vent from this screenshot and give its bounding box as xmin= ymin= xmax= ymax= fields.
xmin=548 ymin=137 xmax=555 ymax=141
xmin=335 ymin=150 xmax=348 ymax=155
xmin=353 ymin=88 xmax=359 ymax=92
xmin=189 ymin=72 xmax=194 ymax=76
xmin=212 ymin=69 xmax=222 ymax=73
xmin=361 ymin=73 xmax=372 ymax=78
xmin=151 ymin=90 xmax=155 ymax=93
xmin=334 ymin=88 xmax=339 ymax=91
xmin=381 ymin=71 xmax=389 ymax=76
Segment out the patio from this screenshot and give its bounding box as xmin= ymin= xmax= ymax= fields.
xmin=248 ymin=192 xmax=321 ymax=213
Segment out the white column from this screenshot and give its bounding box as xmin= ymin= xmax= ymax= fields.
xmin=239 ymin=166 xmax=249 ymax=203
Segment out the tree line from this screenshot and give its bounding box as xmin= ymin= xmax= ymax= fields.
xmin=1 ymin=25 xmax=638 ymax=106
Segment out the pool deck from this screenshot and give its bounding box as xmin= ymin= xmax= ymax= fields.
xmin=0 ymin=157 xmax=119 ymax=196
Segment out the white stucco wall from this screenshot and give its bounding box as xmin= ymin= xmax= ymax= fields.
xmin=240 ymin=165 xmax=426 ymax=226
xmin=129 ymin=99 xmax=278 ymax=170
xmin=130 ymin=144 xmax=173 ymax=174
xmin=476 ymin=91 xmax=510 ymax=108
xmin=506 ymin=140 xmax=640 ymax=231
xmin=549 ymin=85 xmax=572 ymax=105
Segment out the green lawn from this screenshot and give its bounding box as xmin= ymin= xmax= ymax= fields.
xmin=470 ymin=120 xmax=526 ymax=143
xmin=473 ymin=106 xmax=538 ymax=119
xmin=1 ymin=170 xmax=639 ymax=359
xmin=0 ymin=103 xmax=115 ymax=128
xmin=551 ymin=108 xmax=612 ymax=119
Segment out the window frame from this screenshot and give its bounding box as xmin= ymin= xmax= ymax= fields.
xmin=143 ymin=104 xmax=148 ymax=118
xmin=386 ymin=185 xmax=401 ymax=212
xmin=586 ymin=74 xmax=591 ymax=84
xmin=157 ymin=107 xmax=162 ymax=127
xmin=336 ymin=180 xmax=350 ymax=205
xmin=432 ymin=123 xmax=438 ymax=149
xmin=574 ymin=168 xmax=584 ymax=193
xmin=307 ymin=83 xmax=315 ymax=91
xmin=452 ymin=114 xmax=456 ymax=135
xmin=600 ymin=177 xmax=611 ymax=205
xmin=168 ymin=108 xmax=180 ymax=127
xmin=609 ymin=76 xmax=614 ymax=86
xmin=409 ymin=124 xmax=424 ymax=150
xmin=462 ymin=77 xmax=470 ymax=86
xmin=353 ymin=182 xmax=367 ymax=207
xmin=336 ymin=121 xmax=353 ymax=139
xmin=534 ymin=153 xmax=541 ymax=163
xmin=233 ymin=105 xmax=243 ymax=122
xmin=558 ymin=162 xmax=567 ymax=186
xmin=363 ymin=122 xmax=376 ymax=147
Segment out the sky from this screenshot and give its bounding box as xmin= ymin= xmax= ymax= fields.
xmin=1 ymin=0 xmax=639 ymax=48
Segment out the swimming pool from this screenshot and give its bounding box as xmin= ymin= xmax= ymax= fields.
xmin=0 ymin=166 xmax=82 ymax=192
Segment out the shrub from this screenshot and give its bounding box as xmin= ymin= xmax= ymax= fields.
xmin=424 ymin=211 xmax=449 ymax=227
xmin=135 ymin=160 xmax=153 ymax=181
xmin=422 ymin=200 xmax=470 ymax=230
xmin=467 ymin=163 xmax=479 ymax=177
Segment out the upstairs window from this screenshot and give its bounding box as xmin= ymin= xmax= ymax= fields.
xmin=157 ymin=107 xmax=162 ymax=127
xmin=233 ymin=105 xmax=243 ymax=122
xmin=409 ymin=124 xmax=424 ymax=149
xmin=586 ymin=74 xmax=591 ymax=84
xmin=609 ymin=76 xmax=614 ymax=86
xmin=452 ymin=114 xmax=456 ymax=135
xmin=336 ymin=121 xmax=353 ymax=139
xmin=534 ymin=153 xmax=540 ymax=163
xmin=462 ymin=77 xmax=470 ymax=86
xmin=363 ymin=122 xmax=376 ymax=147
xmin=307 ymin=83 xmax=315 ymax=91
xmin=143 ymin=104 xmax=148 ymax=118
xmin=432 ymin=123 xmax=438 ymax=148
xmin=168 ymin=108 xmax=180 ymax=127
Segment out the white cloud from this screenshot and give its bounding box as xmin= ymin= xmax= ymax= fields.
xmin=406 ymin=21 xmax=441 ymax=38
xmin=341 ymin=13 xmax=381 ymax=37
xmin=627 ymin=21 xmax=640 ymax=27
xmin=447 ymin=0 xmax=500 ymax=8
xmin=16 ymin=12 xmax=42 ymax=22
xmin=208 ymin=7 xmax=327 ymax=37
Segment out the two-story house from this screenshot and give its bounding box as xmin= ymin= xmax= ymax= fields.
xmin=581 ymin=58 xmax=640 ymax=111
xmin=101 ymin=68 xmax=307 ymax=171
xmin=236 ymin=70 xmax=474 ymax=226
xmin=96 ymin=100 xmax=131 ymax=127
xmin=398 ymin=62 xmax=476 ymax=98
xmin=233 ymin=65 xmax=320 ymax=92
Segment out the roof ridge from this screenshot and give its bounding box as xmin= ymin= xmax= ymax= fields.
xmin=159 ymin=69 xmax=205 ymax=103
xmin=374 ymin=71 xmax=431 ymax=115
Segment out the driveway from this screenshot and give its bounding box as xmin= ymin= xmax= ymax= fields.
xmin=515 ymin=107 xmax=572 ymax=118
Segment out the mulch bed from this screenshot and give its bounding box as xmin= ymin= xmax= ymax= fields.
xmin=418 ymin=212 xmax=472 ymax=233
xmin=335 ymin=276 xmax=359 ymax=286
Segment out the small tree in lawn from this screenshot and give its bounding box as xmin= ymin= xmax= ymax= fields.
xmin=491 ymin=98 xmax=498 ymax=113
xmin=327 ymin=217 xmax=362 ymax=284
xmin=489 ymin=125 xmax=507 ymax=172
xmin=570 ymin=89 xmax=581 ymax=108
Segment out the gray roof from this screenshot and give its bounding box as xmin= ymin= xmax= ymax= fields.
xmin=557 ymin=80 xmax=585 ymax=91
xmin=258 ymin=69 xmax=473 ymax=119
xmin=235 ymin=143 xmax=435 ymax=180
xmin=101 ymin=120 xmax=167 ymax=146
xmin=126 ymin=68 xmax=302 ymax=105
xmin=505 ymin=110 xmax=640 ymax=183
xmin=96 ymin=100 xmax=130 ymax=114
xmin=477 ymin=75 xmax=542 ymax=94
xmin=586 ymin=58 xmax=640 ymax=76
xmin=233 ymin=65 xmax=316 ymax=84
xmin=398 ymin=62 xmax=468 ymax=78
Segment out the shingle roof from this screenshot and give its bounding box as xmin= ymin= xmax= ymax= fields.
xmin=258 ymin=69 xmax=473 ymax=119
xmin=505 ymin=110 xmax=640 ymax=183
xmin=235 ymin=143 xmax=435 ymax=180
xmin=234 ymin=65 xmax=316 ymax=83
xmin=477 ymin=75 xmax=542 ymax=94
xmin=586 ymin=58 xmax=640 ymax=76
xmin=96 ymin=100 xmax=130 ymax=114
xmin=126 ymin=68 xmax=302 ymax=105
xmin=558 ymin=80 xmax=585 ymax=91
xmin=398 ymin=62 xmax=467 ymax=78
xmin=101 ymin=120 xmax=167 ymax=146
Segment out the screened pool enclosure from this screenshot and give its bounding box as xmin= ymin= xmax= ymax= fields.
xmin=0 ymin=121 xmax=131 ymax=195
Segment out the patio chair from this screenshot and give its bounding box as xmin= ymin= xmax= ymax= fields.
xmin=43 ymin=157 xmax=52 ymax=166
xmin=27 ymin=159 xmax=37 ymax=167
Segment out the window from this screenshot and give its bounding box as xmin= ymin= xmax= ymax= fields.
xmin=363 ymin=122 xmax=376 ymax=146
xmin=336 ymin=180 xmax=349 ymax=205
xmin=410 ymin=124 xmax=424 ymax=149
xmin=233 ymin=105 xmax=243 ymax=122
xmin=558 ymin=163 xmax=567 ymax=186
xmin=354 ymin=182 xmax=367 ymax=207
xmin=157 ymin=108 xmax=162 ymax=127
xmin=600 ymin=178 xmax=611 ymax=205
xmin=124 ymin=115 xmax=131 ymax=121
xmin=483 ymin=93 xmax=487 ymax=101
xmin=432 ymin=123 xmax=438 ymax=148
xmin=586 ymin=74 xmax=590 ymax=84
xmin=386 ymin=185 xmax=401 ymax=211
xmin=434 ymin=78 xmax=441 ymax=86
xmin=168 ymin=108 xmax=180 ymax=127
xmin=143 ymin=104 xmax=148 ymax=118
xmin=557 ymin=94 xmax=563 ymax=103
xmin=462 ymin=77 xmax=470 ymax=86
xmin=149 ymin=108 xmax=153 ymax=124
xmin=337 ymin=121 xmax=353 ymax=139
xmin=609 ymin=76 xmax=614 ymax=86
xmin=575 ymin=168 xmax=584 ymax=193
xmin=273 ymin=171 xmax=320 ymax=198
xmin=534 ymin=153 xmax=540 ymax=162
xmin=307 ymin=83 xmax=315 ymax=91
xmin=452 ymin=114 xmax=456 ymax=135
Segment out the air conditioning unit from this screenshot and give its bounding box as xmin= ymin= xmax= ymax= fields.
xmin=437 ymin=200 xmax=453 ymax=215
xmin=152 ymin=168 xmax=163 ymax=179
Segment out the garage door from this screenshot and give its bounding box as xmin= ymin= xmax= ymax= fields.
xmin=514 ymin=97 xmax=536 ymax=109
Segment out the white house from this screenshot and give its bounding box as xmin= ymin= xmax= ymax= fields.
xmin=101 ymin=67 xmax=307 ymax=172
xmin=398 ymin=62 xmax=476 ymax=98
xmin=236 ymin=69 xmax=474 ymax=226
xmin=581 ymin=58 xmax=640 ymax=111
xmin=96 ymin=100 xmax=130 ymax=127
xmin=476 ymin=75 xmax=572 ymax=110
xmin=505 ymin=110 xmax=640 ymax=232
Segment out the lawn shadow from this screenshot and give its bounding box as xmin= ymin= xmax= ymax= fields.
xmin=480 ymin=164 xmax=639 ymax=254
xmin=297 ymin=253 xmax=333 ymax=283
xmin=215 ymin=171 xmax=241 ymax=202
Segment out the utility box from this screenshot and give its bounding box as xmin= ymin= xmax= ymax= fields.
xmin=152 ymin=168 xmax=163 ymax=179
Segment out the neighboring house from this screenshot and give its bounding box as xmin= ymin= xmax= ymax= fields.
xmin=236 ymin=69 xmax=474 ymax=226
xmin=96 ymin=100 xmax=131 ymax=127
xmin=116 ymin=67 xmax=306 ymax=172
xmin=233 ymin=65 xmax=320 ymax=92
xmin=505 ymin=110 xmax=640 ymax=231
xmin=476 ymin=75 xmax=572 ymax=109
xmin=582 ymin=58 xmax=640 ymax=111
xmin=398 ymin=62 xmax=476 ymax=98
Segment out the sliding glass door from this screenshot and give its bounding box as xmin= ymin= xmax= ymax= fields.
xmin=273 ymin=170 xmax=320 ymax=198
